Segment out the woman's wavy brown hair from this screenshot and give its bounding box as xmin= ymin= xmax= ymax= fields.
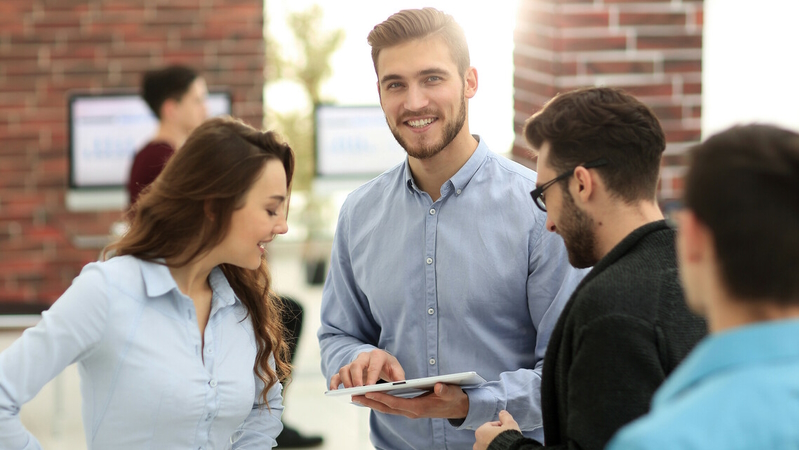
xmin=106 ymin=116 xmax=294 ymax=405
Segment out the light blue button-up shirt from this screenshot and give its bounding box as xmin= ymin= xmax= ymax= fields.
xmin=0 ymin=255 xmax=283 ymax=449
xmin=318 ymin=137 xmax=586 ymax=449
xmin=608 ymin=318 xmax=799 ymax=450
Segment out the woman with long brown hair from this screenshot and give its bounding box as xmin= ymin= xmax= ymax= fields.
xmin=0 ymin=117 xmax=294 ymax=449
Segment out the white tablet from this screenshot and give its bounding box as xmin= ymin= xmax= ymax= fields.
xmin=324 ymin=371 xmax=486 ymax=401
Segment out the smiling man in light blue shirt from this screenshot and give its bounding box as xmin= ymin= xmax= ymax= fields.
xmin=318 ymin=8 xmax=585 ymax=450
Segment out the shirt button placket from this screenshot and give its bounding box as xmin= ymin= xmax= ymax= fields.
xmin=424 ymin=200 xmax=439 ymax=378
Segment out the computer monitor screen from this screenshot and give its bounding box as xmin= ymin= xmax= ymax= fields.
xmin=66 ymin=91 xmax=231 ymax=211
xmin=314 ymin=104 xmax=406 ymax=178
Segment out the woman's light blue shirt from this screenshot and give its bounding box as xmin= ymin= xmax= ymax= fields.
xmin=0 ymin=255 xmax=283 ymax=449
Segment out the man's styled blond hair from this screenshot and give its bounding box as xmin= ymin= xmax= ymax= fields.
xmin=367 ymin=7 xmax=470 ymax=78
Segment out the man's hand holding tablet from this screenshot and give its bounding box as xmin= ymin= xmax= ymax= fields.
xmin=327 ymin=349 xmax=485 ymax=420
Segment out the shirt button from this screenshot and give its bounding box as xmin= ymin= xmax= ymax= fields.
xmin=209 ymin=379 xmax=217 ymax=387
xmin=427 ymin=308 xmax=435 ymax=315
xmin=429 ymin=358 xmax=436 ymax=365
xmin=206 ymin=347 xmax=213 ymax=354
xmin=456 ymin=189 xmax=462 ymax=195
xmin=429 ymin=208 xmax=436 ymax=215
xmin=426 ymin=257 xmax=433 ymax=265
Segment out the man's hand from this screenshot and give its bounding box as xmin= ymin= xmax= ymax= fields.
xmin=329 ymin=349 xmax=405 ymax=390
xmin=352 ymin=382 xmax=469 ymax=420
xmin=474 ymin=410 xmax=521 ymax=450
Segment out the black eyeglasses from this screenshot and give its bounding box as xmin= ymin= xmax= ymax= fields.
xmin=530 ymin=158 xmax=609 ymax=212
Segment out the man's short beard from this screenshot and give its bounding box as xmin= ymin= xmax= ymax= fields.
xmin=560 ymin=187 xmax=598 ymax=269
xmin=389 ymin=92 xmax=467 ymax=160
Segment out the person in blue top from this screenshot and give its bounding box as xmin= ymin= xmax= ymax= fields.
xmin=608 ymin=124 xmax=799 ymax=450
xmin=318 ymin=7 xmax=585 ymax=450
xmin=0 ymin=116 xmax=294 ymax=449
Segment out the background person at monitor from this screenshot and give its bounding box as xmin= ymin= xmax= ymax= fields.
xmin=607 ymin=124 xmax=799 ymax=450
xmin=474 ymin=87 xmax=706 ymax=450
xmin=127 ymin=64 xmax=207 ymax=206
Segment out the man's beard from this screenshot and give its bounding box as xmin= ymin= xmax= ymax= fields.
xmin=388 ymin=94 xmax=467 ymax=160
xmin=560 ymin=187 xmax=598 ymax=269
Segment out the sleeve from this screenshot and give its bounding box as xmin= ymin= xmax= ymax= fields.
xmin=556 ymin=315 xmax=665 ymax=450
xmin=460 ymin=216 xmax=586 ymax=435
xmin=488 ymin=430 xmax=543 ymax=450
xmin=0 ymin=263 xmax=109 ymax=450
xmin=229 ymin=355 xmax=284 ymax=449
xmin=317 ymin=204 xmax=382 ymax=384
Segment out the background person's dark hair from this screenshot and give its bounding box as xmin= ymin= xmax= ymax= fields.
xmin=524 ymin=86 xmax=666 ymax=203
xmin=685 ymin=124 xmax=799 ymax=304
xmin=106 ymin=116 xmax=295 ymax=404
xmin=141 ymin=65 xmax=199 ymax=119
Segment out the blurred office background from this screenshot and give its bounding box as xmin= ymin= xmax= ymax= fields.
xmin=0 ymin=0 xmax=797 ymax=448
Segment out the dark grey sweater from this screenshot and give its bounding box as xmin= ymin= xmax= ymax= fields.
xmin=489 ymin=220 xmax=707 ymax=450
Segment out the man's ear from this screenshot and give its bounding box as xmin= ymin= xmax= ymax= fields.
xmin=572 ymin=166 xmax=595 ymax=204
xmin=677 ymin=210 xmax=708 ymax=264
xmin=160 ymin=98 xmax=178 ymax=122
xmin=464 ymin=67 xmax=478 ymax=99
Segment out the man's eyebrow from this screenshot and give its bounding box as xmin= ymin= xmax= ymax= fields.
xmin=379 ymin=68 xmax=450 ymax=85
xmin=418 ymin=68 xmax=449 ymax=77
xmin=380 ymin=74 xmax=403 ymax=84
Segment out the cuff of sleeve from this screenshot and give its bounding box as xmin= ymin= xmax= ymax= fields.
xmin=488 ymin=430 xmax=542 ymax=450
xmin=454 ymin=386 xmax=498 ymax=430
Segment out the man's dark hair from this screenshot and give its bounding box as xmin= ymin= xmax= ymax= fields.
xmin=524 ymin=86 xmax=666 ymax=202
xmin=141 ymin=65 xmax=199 ymax=119
xmin=685 ymin=124 xmax=799 ymax=304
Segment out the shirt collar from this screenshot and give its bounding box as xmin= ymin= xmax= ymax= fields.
xmin=138 ymin=258 xmax=238 ymax=308
xmin=655 ymin=318 xmax=799 ymax=405
xmin=404 ymin=135 xmax=489 ymax=196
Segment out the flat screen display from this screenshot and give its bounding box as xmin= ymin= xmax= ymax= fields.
xmin=67 ymin=91 xmax=231 ymax=190
xmin=314 ymin=104 xmax=406 ymax=178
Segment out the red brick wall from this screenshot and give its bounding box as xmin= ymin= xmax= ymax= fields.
xmin=512 ymin=0 xmax=703 ymax=203
xmin=0 ymin=0 xmax=265 ymax=304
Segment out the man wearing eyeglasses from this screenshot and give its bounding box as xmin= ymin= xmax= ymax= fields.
xmin=474 ymin=87 xmax=707 ymax=450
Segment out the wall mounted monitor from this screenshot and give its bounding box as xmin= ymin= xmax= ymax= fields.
xmin=314 ymin=104 xmax=406 ymax=179
xmin=66 ymin=90 xmax=231 ymax=211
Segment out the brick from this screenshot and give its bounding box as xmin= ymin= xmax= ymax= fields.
xmin=557 ymin=36 xmax=628 ymax=52
xmin=683 ymin=82 xmax=702 ymax=95
xmin=637 ymin=34 xmax=702 ymax=50
xmin=555 ymin=11 xmax=610 ymax=28
xmin=651 ymin=105 xmax=683 ymax=121
xmin=585 ymin=60 xmax=655 ymax=75
xmin=514 ymin=98 xmax=545 ymax=117
xmin=664 ymin=128 xmax=701 ymax=143
xmin=619 ymin=13 xmax=687 ymax=26
xmin=617 ymin=83 xmax=672 ymax=97
xmin=515 ymin=76 xmax=558 ymax=99
xmin=514 ymin=29 xmax=556 ymax=51
xmin=664 ymin=59 xmax=701 ymax=73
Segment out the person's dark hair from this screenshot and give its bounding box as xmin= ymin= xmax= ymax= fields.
xmin=141 ymin=65 xmax=199 ymax=119
xmin=106 ymin=116 xmax=295 ymax=404
xmin=685 ymin=124 xmax=799 ymax=304
xmin=524 ymin=86 xmax=666 ymax=202
xmin=367 ymin=7 xmax=470 ymax=78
